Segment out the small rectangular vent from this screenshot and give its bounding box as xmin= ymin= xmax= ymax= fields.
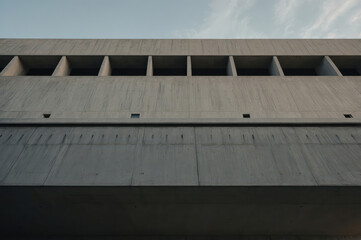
xmin=243 ymin=114 xmax=251 ymax=118
xmin=344 ymin=114 xmax=353 ymax=119
xmin=131 ymin=113 xmax=140 ymax=118
xmin=43 ymin=113 xmax=51 ymax=118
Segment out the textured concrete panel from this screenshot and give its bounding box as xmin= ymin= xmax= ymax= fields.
xmin=1 ymin=126 xmax=361 ymax=186
xmin=0 ymin=39 xmax=360 ymax=55
xmin=0 ymin=186 xmax=360 ymax=236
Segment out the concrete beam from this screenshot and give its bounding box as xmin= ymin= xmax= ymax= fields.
xmin=316 ymin=56 xmax=342 ymax=76
xmin=52 ymin=56 xmax=70 ymax=76
xmin=187 ymin=56 xmax=192 ymax=76
xmin=1 ymin=56 xmax=27 ymax=76
xmin=147 ymin=56 xmax=153 ymax=76
xmin=227 ymin=56 xmax=237 ymax=76
xmin=270 ymin=56 xmax=284 ymax=76
xmin=98 ymin=56 xmax=111 ymax=76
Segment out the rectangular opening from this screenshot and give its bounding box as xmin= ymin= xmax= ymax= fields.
xmin=18 ymin=56 xmax=61 ymax=76
xmin=278 ymin=56 xmax=330 ymax=76
xmin=0 ymin=56 xmax=13 ymax=73
xmin=243 ymin=113 xmax=251 ymax=118
xmin=67 ymin=56 xmax=103 ymax=76
xmin=192 ymin=56 xmax=229 ymax=76
xmin=131 ymin=113 xmax=140 ymax=118
xmin=43 ymin=113 xmax=51 ymax=118
xmin=234 ymin=56 xmax=274 ymax=76
xmin=344 ymin=114 xmax=353 ymax=119
xmin=153 ymin=56 xmax=187 ymax=76
xmin=330 ymin=56 xmax=361 ymax=76
xmin=109 ymin=56 xmax=148 ymax=76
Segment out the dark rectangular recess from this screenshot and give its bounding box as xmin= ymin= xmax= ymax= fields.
xmin=330 ymin=56 xmax=361 ymax=76
xmin=67 ymin=56 xmax=103 ymax=76
xmin=131 ymin=113 xmax=140 ymax=118
xmin=278 ymin=56 xmax=325 ymax=76
xmin=109 ymin=56 xmax=147 ymax=76
xmin=234 ymin=56 xmax=273 ymax=76
xmin=243 ymin=114 xmax=251 ymax=118
xmin=192 ymin=56 xmax=229 ymax=76
xmin=153 ymin=56 xmax=187 ymax=76
xmin=344 ymin=114 xmax=353 ymax=119
xmin=19 ymin=56 xmax=61 ymax=76
xmin=43 ymin=113 xmax=51 ymax=118
xmin=0 ymin=56 xmax=13 ymax=73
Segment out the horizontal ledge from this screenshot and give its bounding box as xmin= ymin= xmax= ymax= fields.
xmin=0 ymin=118 xmax=361 ymax=126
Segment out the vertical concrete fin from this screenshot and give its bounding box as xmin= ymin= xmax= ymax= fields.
xmin=227 ymin=56 xmax=237 ymax=76
xmin=99 ymin=56 xmax=111 ymax=76
xmin=53 ymin=56 xmax=70 ymax=76
xmin=317 ymin=56 xmax=342 ymax=76
xmin=187 ymin=56 xmax=192 ymax=76
xmin=147 ymin=56 xmax=153 ymax=76
xmin=1 ymin=56 xmax=27 ymax=76
xmin=270 ymin=56 xmax=284 ymax=76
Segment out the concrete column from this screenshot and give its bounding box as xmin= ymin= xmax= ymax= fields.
xmin=1 ymin=56 xmax=27 ymax=76
xmin=53 ymin=56 xmax=70 ymax=76
xmin=147 ymin=56 xmax=153 ymax=76
xmin=187 ymin=56 xmax=192 ymax=76
xmin=98 ymin=56 xmax=111 ymax=76
xmin=270 ymin=56 xmax=284 ymax=76
xmin=316 ymin=56 xmax=342 ymax=76
xmin=227 ymin=56 xmax=237 ymax=76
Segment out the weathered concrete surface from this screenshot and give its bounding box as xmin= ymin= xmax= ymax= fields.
xmin=0 ymin=186 xmax=360 ymax=235
xmin=0 ymin=39 xmax=360 ymax=55
xmin=1 ymin=76 xmax=361 ymax=119
xmin=1 ymin=126 xmax=361 ymax=186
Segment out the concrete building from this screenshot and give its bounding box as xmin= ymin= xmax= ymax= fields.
xmin=0 ymin=39 xmax=361 ymax=239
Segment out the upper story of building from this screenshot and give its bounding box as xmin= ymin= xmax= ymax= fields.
xmin=0 ymin=39 xmax=360 ymax=121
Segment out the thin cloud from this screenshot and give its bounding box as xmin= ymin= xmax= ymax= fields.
xmin=173 ymin=0 xmax=361 ymax=38
xmin=302 ymin=0 xmax=359 ymax=38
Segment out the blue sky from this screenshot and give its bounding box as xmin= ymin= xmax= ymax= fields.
xmin=0 ymin=0 xmax=360 ymax=38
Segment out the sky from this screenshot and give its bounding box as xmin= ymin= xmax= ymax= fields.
xmin=0 ymin=0 xmax=360 ymax=39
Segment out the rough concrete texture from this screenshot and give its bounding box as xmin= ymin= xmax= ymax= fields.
xmin=0 ymin=39 xmax=361 ymax=238
xmin=1 ymin=126 xmax=361 ymax=186
xmin=1 ymin=76 xmax=361 ymax=119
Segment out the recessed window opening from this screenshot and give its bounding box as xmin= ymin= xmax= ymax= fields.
xmin=131 ymin=113 xmax=140 ymax=118
xmin=344 ymin=114 xmax=353 ymax=119
xmin=0 ymin=56 xmax=13 ymax=73
xmin=20 ymin=56 xmax=61 ymax=76
xmin=278 ymin=56 xmax=332 ymax=76
xmin=234 ymin=56 xmax=274 ymax=76
xmin=67 ymin=56 xmax=103 ymax=76
xmin=153 ymin=56 xmax=187 ymax=76
xmin=109 ymin=56 xmax=147 ymax=76
xmin=243 ymin=114 xmax=251 ymax=118
xmin=43 ymin=113 xmax=51 ymax=118
xmin=192 ymin=56 xmax=229 ymax=76
xmin=330 ymin=56 xmax=361 ymax=76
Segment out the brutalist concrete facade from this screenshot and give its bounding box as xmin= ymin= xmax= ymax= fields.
xmin=0 ymin=39 xmax=361 ymax=239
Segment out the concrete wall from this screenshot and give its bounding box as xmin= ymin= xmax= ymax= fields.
xmin=0 ymin=39 xmax=360 ymax=55
xmin=1 ymin=76 xmax=361 ymax=119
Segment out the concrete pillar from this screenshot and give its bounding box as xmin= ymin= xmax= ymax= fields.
xmin=316 ymin=56 xmax=342 ymax=76
xmin=187 ymin=56 xmax=192 ymax=76
xmin=227 ymin=56 xmax=237 ymax=76
xmin=147 ymin=56 xmax=153 ymax=76
xmin=53 ymin=56 xmax=70 ymax=76
xmin=99 ymin=56 xmax=111 ymax=76
xmin=270 ymin=56 xmax=284 ymax=76
xmin=1 ymin=56 xmax=27 ymax=76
